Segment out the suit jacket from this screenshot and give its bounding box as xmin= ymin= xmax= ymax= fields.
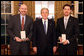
xmin=56 ymin=16 xmax=79 ymax=47
xmin=7 ymin=14 xmax=33 ymax=43
xmin=32 ymin=19 xmax=56 ymax=50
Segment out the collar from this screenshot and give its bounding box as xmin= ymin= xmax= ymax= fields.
xmin=64 ymin=15 xmax=70 ymax=20
xmin=42 ymin=18 xmax=48 ymax=21
xmin=42 ymin=18 xmax=48 ymax=24
xmin=20 ymin=14 xmax=26 ymax=18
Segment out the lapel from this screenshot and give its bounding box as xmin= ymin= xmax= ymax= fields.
xmin=47 ymin=19 xmax=51 ymax=35
xmin=61 ymin=17 xmax=65 ymax=32
xmin=17 ymin=14 xmax=21 ymax=31
xmin=62 ymin=16 xmax=72 ymax=32
xmin=24 ymin=15 xmax=27 ymax=30
xmin=65 ymin=16 xmax=72 ymax=32
xmin=40 ymin=19 xmax=46 ymax=35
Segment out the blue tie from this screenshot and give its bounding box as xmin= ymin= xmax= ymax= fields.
xmin=44 ymin=21 xmax=46 ymax=34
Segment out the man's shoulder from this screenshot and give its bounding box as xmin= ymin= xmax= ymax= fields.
xmin=26 ymin=15 xmax=31 ymax=17
xmin=26 ymin=15 xmax=33 ymax=21
xmin=69 ymin=16 xmax=78 ymax=22
xmin=70 ymin=16 xmax=78 ymax=23
xmin=57 ymin=17 xmax=64 ymax=22
xmin=59 ymin=16 xmax=64 ymax=19
xmin=70 ymin=16 xmax=77 ymax=19
xmin=48 ymin=19 xmax=54 ymax=21
xmin=35 ymin=19 xmax=42 ymax=22
xmin=48 ymin=19 xmax=55 ymax=23
xmin=11 ymin=14 xmax=19 ymax=20
xmin=26 ymin=15 xmax=32 ymax=18
xmin=34 ymin=19 xmax=42 ymax=24
xmin=12 ymin=14 xmax=19 ymax=16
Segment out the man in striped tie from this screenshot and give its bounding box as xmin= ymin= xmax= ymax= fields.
xmin=7 ymin=4 xmax=33 ymax=55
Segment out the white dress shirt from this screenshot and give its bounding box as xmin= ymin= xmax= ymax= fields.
xmin=64 ymin=15 xmax=70 ymax=44
xmin=64 ymin=15 xmax=70 ymax=29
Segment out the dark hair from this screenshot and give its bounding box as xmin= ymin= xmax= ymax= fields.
xmin=63 ymin=4 xmax=72 ymax=10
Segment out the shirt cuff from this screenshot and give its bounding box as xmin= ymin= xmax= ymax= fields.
xmin=67 ymin=40 xmax=70 ymax=44
xmin=58 ymin=36 xmax=61 ymax=39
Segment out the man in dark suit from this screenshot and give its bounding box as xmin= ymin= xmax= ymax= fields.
xmin=7 ymin=4 xmax=33 ymax=55
xmin=55 ymin=4 xmax=79 ymax=55
xmin=32 ymin=8 xmax=57 ymax=55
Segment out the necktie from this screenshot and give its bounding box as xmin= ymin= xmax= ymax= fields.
xmin=64 ymin=18 xmax=68 ymax=29
xmin=21 ymin=17 xmax=24 ymax=31
xmin=44 ymin=21 xmax=46 ymax=34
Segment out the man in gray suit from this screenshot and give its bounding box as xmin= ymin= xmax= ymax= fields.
xmin=7 ymin=4 xmax=33 ymax=55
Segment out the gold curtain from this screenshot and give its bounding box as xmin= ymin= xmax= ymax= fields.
xmin=54 ymin=1 xmax=71 ymax=23
xmin=23 ymin=1 xmax=35 ymax=20
xmin=13 ymin=1 xmax=35 ymax=20
xmin=13 ymin=1 xmax=20 ymax=15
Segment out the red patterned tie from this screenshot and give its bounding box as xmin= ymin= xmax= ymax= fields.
xmin=21 ymin=17 xmax=24 ymax=31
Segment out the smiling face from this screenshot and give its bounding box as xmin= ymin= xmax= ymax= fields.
xmin=41 ymin=8 xmax=49 ymax=20
xmin=19 ymin=4 xmax=27 ymax=16
xmin=63 ymin=6 xmax=71 ymax=16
